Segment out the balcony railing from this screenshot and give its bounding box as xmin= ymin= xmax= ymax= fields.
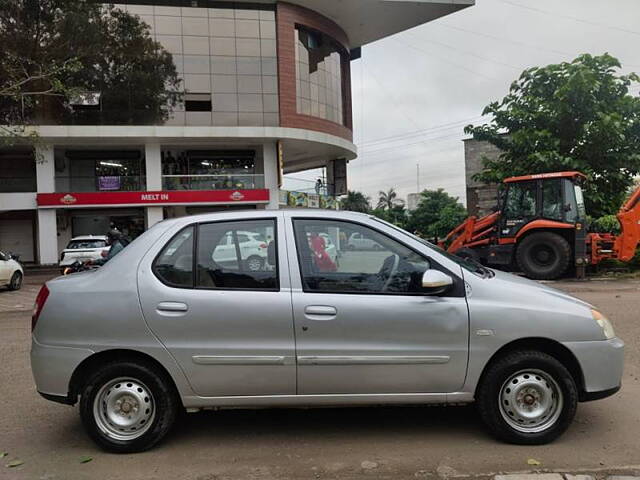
xmin=162 ymin=174 xmax=265 ymax=191
xmin=55 ymin=175 xmax=146 ymax=193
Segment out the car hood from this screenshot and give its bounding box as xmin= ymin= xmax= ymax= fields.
xmin=483 ymin=268 xmax=594 ymax=311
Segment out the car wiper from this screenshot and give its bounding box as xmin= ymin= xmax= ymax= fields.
xmin=465 ymin=257 xmax=495 ymax=278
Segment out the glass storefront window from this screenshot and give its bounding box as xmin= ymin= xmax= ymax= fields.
xmin=0 ymin=149 xmax=36 ymax=192
xmin=295 ymin=27 xmax=345 ymax=125
xmin=161 ymin=148 xmax=263 ymax=190
xmin=54 ymin=149 xmax=146 ymax=192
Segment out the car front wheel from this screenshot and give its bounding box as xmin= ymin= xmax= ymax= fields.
xmin=79 ymin=361 xmax=178 ymax=453
xmin=477 ymin=350 xmax=578 ymax=444
xmin=8 ymin=271 xmax=22 ymax=291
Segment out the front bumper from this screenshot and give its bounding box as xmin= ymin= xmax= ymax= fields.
xmin=31 ymin=337 xmax=94 ymax=399
xmin=563 ymin=337 xmax=624 ymax=400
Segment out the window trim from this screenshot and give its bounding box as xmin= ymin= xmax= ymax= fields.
xmin=194 ymin=217 xmax=280 ymax=292
xmin=291 ymin=217 xmax=465 ymax=297
xmin=152 ymin=225 xmax=197 ymax=289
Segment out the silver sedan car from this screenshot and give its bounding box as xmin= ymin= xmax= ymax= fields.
xmin=31 ymin=210 xmax=623 ymax=452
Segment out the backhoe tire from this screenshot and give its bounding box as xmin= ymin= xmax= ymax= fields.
xmin=456 ymin=247 xmax=480 ymax=263
xmin=516 ymin=232 xmax=571 ymax=280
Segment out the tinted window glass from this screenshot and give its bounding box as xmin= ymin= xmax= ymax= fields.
xmin=542 ymin=179 xmax=563 ymax=220
xmin=293 ymin=219 xmax=430 ymax=294
xmin=153 ymin=226 xmax=195 ymax=287
xmin=196 ymin=220 xmax=277 ymax=290
xmin=505 ymin=181 xmax=537 ymax=219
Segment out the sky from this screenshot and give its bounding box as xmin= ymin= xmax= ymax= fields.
xmin=283 ymin=0 xmax=640 ymax=208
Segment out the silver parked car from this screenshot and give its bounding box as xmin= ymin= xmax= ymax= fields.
xmin=31 ymin=210 xmax=623 ymax=452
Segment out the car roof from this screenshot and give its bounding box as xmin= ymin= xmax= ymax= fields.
xmin=160 ymin=209 xmax=371 ymax=227
xmin=69 ymin=235 xmax=108 ymax=241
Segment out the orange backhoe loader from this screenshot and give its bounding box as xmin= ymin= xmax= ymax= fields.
xmin=439 ymin=171 xmax=640 ymax=280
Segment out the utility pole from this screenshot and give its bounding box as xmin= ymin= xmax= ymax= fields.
xmin=416 ymin=162 xmax=420 ymax=193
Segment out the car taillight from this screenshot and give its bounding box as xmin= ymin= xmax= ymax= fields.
xmin=32 ymin=285 xmax=50 ymax=332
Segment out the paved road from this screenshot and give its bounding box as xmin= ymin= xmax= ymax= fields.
xmin=1 ymin=276 xmax=640 ymax=479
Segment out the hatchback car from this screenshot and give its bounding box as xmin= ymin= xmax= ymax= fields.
xmin=0 ymin=250 xmax=23 ymax=290
xmin=31 ymin=210 xmax=623 ymax=453
xmin=59 ymin=235 xmax=110 ymax=271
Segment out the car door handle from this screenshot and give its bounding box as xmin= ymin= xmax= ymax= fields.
xmin=157 ymin=302 xmax=188 ymax=313
xmin=304 ymin=305 xmax=337 ymax=320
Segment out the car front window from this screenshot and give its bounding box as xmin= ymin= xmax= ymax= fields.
xmin=370 ymin=217 xmax=484 ymax=275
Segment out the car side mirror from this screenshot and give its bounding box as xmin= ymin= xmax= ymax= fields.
xmin=422 ymin=269 xmax=453 ymax=295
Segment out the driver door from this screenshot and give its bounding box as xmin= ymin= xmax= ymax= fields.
xmin=288 ymin=218 xmax=469 ymax=395
xmin=501 ymin=180 xmax=539 ymax=237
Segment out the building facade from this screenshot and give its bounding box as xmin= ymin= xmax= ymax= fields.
xmin=463 ymin=138 xmax=500 ymax=218
xmin=0 ymin=0 xmax=473 ymax=265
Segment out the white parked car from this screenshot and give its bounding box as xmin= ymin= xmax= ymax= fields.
xmin=60 ymin=236 xmax=109 ymax=271
xmin=0 ymin=250 xmax=23 ymax=291
xmin=347 ymin=231 xmax=381 ymax=250
xmin=212 ymin=231 xmax=269 ymax=271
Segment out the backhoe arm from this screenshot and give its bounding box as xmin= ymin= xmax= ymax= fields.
xmin=614 ymin=185 xmax=640 ymax=261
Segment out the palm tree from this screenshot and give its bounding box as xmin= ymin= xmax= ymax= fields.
xmin=377 ymin=188 xmax=404 ymax=210
xmin=341 ymin=190 xmax=371 ymax=213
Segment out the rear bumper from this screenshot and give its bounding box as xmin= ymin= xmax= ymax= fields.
xmin=31 ymin=337 xmax=94 ymax=399
xmin=563 ymin=337 xmax=624 ymax=400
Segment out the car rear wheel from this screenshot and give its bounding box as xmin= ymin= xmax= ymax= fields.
xmin=79 ymin=361 xmax=178 ymax=453
xmin=477 ymin=350 xmax=578 ymax=444
xmin=246 ymin=255 xmax=264 ymax=271
xmin=516 ymin=232 xmax=571 ymax=280
xmin=8 ymin=272 xmax=22 ymax=291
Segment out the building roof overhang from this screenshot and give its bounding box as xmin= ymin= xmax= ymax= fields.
xmin=285 ymin=0 xmax=474 ymax=47
xmin=26 ymin=125 xmax=357 ymax=172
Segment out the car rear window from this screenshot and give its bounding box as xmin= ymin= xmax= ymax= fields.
xmin=66 ymin=240 xmax=107 ymax=249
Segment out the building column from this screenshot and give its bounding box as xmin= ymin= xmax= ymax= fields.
xmin=263 ymin=142 xmax=280 ymax=210
xmin=145 ymin=143 xmax=164 ymax=228
xmin=35 ymin=144 xmax=58 ymax=265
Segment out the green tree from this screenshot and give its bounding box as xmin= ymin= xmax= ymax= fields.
xmin=372 ymin=204 xmax=407 ymax=229
xmin=406 ymin=189 xmax=467 ymax=240
xmin=466 ymin=53 xmax=640 ymax=218
xmin=376 ymin=187 xmax=404 ymax=210
xmin=0 ymin=0 xmax=181 ymax=135
xmin=340 ymin=190 xmax=371 ymax=213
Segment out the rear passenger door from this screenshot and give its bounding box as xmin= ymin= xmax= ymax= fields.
xmin=138 ymin=216 xmax=296 ymax=397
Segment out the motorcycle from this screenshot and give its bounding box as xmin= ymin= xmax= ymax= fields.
xmin=62 ymin=260 xmax=99 ymax=276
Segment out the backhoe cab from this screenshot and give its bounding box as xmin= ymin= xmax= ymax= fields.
xmin=440 ymin=171 xmax=640 ymax=280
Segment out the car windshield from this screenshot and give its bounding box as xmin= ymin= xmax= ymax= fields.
xmin=66 ymin=239 xmax=107 ymax=249
xmin=370 ymin=217 xmax=490 ymax=276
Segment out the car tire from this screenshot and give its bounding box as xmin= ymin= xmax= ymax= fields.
xmin=477 ymin=350 xmax=578 ymax=445
xmin=516 ymin=232 xmax=571 ymax=280
xmin=8 ymin=271 xmax=22 ymax=291
xmin=79 ymin=361 xmax=179 ymax=453
xmin=246 ymin=255 xmax=264 ymax=272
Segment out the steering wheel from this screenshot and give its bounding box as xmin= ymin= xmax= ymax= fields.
xmin=379 ymin=253 xmax=400 ymax=292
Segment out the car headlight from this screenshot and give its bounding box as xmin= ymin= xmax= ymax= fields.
xmin=592 ymin=309 xmax=615 ymax=340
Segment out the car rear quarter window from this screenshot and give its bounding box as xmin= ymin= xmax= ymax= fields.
xmin=153 ymin=226 xmax=195 ymax=288
xmin=196 ymin=219 xmax=277 ymax=290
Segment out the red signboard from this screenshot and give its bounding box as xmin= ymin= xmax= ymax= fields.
xmin=37 ymin=189 xmax=270 ymax=208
